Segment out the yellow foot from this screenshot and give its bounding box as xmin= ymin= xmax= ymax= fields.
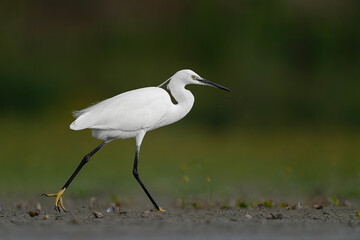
xmin=157 ymin=207 xmax=166 ymax=212
xmin=42 ymin=188 xmax=67 ymax=212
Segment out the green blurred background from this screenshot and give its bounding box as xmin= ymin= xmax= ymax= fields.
xmin=1 ymin=1 xmax=359 ymax=204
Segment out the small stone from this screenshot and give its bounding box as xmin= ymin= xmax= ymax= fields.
xmin=28 ymin=210 xmax=40 ymax=217
xmin=142 ymin=210 xmax=151 ymax=218
xmin=71 ymin=216 xmax=83 ymax=224
xmin=343 ymin=200 xmax=351 ymax=207
xmin=89 ymin=197 xmax=97 ymax=208
xmin=257 ymin=203 xmax=265 ymax=210
xmin=35 ymin=202 xmax=42 ymax=212
xmin=313 ymin=204 xmax=323 ymax=210
xmin=43 ymin=214 xmax=49 ymax=220
xmin=245 ymin=214 xmax=252 ymax=219
xmin=93 ymin=211 xmax=103 ymax=218
xmin=107 ymin=207 xmax=116 ymax=213
xmin=55 ymin=216 xmax=65 ymax=220
xmin=292 ymin=202 xmax=302 ymax=209
xmin=267 ymin=213 xmax=283 ymax=219
xmin=15 ymin=201 xmax=27 ymax=210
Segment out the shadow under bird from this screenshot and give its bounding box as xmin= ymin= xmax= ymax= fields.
xmin=43 ymin=69 xmax=231 ymax=212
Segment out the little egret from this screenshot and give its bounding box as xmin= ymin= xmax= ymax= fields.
xmin=43 ymin=69 xmax=231 ymax=212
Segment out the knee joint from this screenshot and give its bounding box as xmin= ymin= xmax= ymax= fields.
xmin=83 ymin=154 xmax=91 ymax=163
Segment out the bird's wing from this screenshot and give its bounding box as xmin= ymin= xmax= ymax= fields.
xmin=70 ymin=87 xmax=172 ymax=131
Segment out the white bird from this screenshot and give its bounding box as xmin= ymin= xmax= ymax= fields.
xmin=43 ymin=69 xmax=231 ymax=212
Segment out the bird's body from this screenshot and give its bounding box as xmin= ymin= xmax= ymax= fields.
xmin=70 ymin=85 xmax=194 ymax=141
xmin=43 ymin=69 xmax=230 ymax=212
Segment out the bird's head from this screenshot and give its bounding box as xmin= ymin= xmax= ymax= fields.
xmin=163 ymin=69 xmax=231 ymax=92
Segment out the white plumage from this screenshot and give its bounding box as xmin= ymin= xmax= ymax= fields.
xmin=70 ymin=87 xmax=174 ymax=140
xmin=69 ymin=69 xmax=226 ymax=142
xmin=43 ymin=69 xmax=230 ymax=212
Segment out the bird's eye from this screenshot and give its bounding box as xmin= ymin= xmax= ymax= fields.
xmin=191 ymin=75 xmax=196 ymax=80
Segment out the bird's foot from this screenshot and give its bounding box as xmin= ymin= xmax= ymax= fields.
xmin=156 ymin=207 xmax=166 ymax=212
xmin=41 ymin=188 xmax=67 ymax=212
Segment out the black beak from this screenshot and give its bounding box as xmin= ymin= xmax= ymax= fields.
xmin=198 ymin=78 xmax=232 ymax=92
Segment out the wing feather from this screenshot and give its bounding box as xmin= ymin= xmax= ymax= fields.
xmin=70 ymin=87 xmax=172 ymax=131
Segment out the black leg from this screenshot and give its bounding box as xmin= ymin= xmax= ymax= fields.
xmin=133 ymin=146 xmax=161 ymax=210
xmin=62 ymin=140 xmax=108 ymax=190
xmin=42 ymin=140 xmax=108 ymax=212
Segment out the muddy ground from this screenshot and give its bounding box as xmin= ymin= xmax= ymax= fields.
xmin=1 ymin=198 xmax=360 ymax=240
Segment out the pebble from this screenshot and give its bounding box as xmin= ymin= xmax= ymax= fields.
xmin=35 ymin=202 xmax=42 ymax=211
xmin=313 ymin=204 xmax=323 ymax=210
xmin=89 ymin=197 xmax=97 ymax=208
xmin=142 ymin=210 xmax=151 ymax=218
xmin=55 ymin=216 xmax=65 ymax=220
xmin=93 ymin=211 xmax=103 ymax=218
xmin=71 ymin=216 xmax=83 ymax=224
xmin=28 ymin=210 xmax=40 ymax=217
xmin=245 ymin=214 xmax=252 ymax=219
xmin=257 ymin=204 xmax=265 ymax=210
xmin=15 ymin=202 xmax=27 ymax=210
xmin=43 ymin=214 xmax=49 ymax=220
xmin=343 ymin=200 xmax=351 ymax=207
xmin=267 ymin=213 xmax=283 ymax=220
xmin=107 ymin=207 xmax=116 ymax=213
xmin=292 ymin=202 xmax=302 ymax=210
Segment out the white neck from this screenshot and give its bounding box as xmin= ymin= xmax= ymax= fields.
xmin=167 ymin=79 xmax=195 ymax=119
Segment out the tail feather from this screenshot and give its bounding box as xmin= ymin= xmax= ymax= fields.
xmin=70 ymin=104 xmax=98 ymax=130
xmin=70 ymin=112 xmax=93 ymax=130
xmin=72 ymin=110 xmax=85 ymax=118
